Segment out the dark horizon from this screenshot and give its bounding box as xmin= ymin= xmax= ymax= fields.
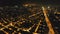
xmin=0 ymin=0 xmax=60 ymax=6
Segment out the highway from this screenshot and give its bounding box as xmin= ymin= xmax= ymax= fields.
xmin=42 ymin=7 xmax=55 ymax=34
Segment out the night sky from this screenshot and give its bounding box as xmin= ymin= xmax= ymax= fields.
xmin=0 ymin=0 xmax=60 ymax=6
